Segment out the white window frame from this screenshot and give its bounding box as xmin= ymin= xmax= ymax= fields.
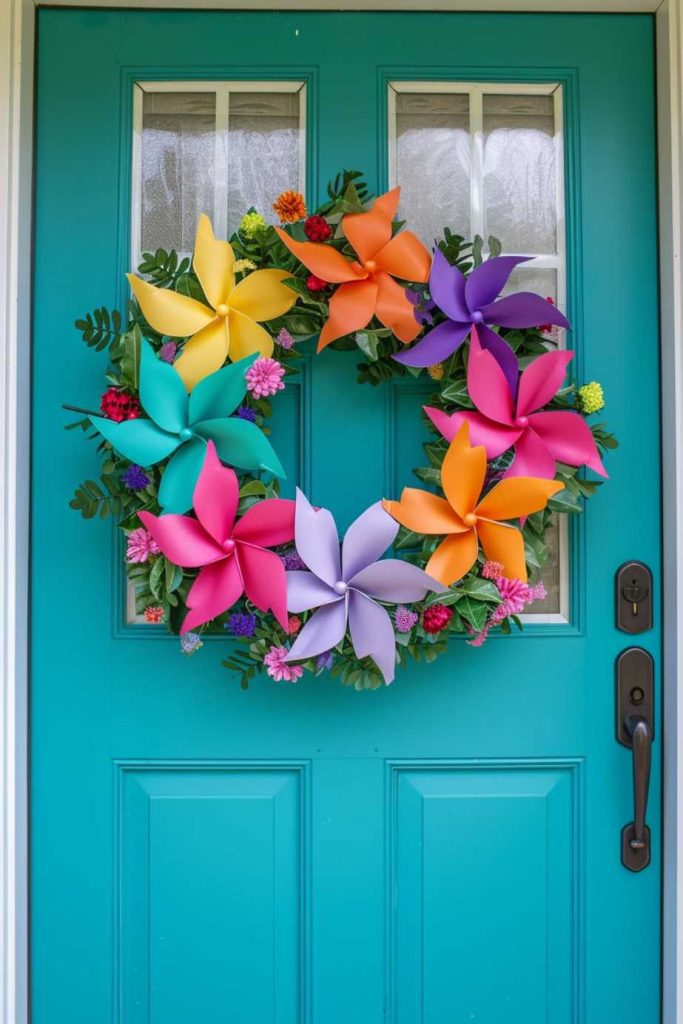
xmin=3 ymin=4 xmax=683 ymax=1024
xmin=131 ymin=79 xmax=307 ymax=271
xmin=388 ymin=79 xmax=569 ymax=624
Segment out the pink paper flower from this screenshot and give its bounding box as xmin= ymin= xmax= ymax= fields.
xmin=245 ymin=357 xmax=286 ymax=399
xmin=138 ymin=441 xmax=295 ymax=634
xmin=126 ymin=527 xmax=160 ymax=564
xmin=425 ymin=325 xmax=606 ymax=480
xmin=263 ymin=645 xmax=304 ymax=682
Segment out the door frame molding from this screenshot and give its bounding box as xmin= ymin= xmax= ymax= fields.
xmin=1 ymin=2 xmax=680 ymax=1020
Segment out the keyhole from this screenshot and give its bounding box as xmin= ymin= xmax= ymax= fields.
xmin=623 ymin=579 xmax=648 ymax=615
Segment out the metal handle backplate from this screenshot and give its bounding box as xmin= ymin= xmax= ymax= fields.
xmin=616 ymin=647 xmax=655 ymax=872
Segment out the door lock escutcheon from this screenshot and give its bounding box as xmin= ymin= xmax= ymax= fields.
xmin=616 ymin=647 xmax=654 ymax=872
xmin=615 ymin=561 xmax=653 ymax=634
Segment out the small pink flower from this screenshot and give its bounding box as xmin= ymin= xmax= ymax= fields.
xmin=245 ymin=357 xmax=286 ymax=399
xmin=395 ymin=605 xmax=418 ymax=633
xmin=126 ymin=527 xmax=160 ymax=564
xmin=276 ymin=328 xmax=295 ymax=350
xmin=263 ymin=644 xmax=303 ymax=683
xmin=159 ymin=341 xmax=178 ymax=364
xmin=144 ymin=605 xmax=164 ymax=624
xmin=481 ymin=560 xmax=504 ymax=580
xmin=287 ymin=615 xmax=302 ymax=635
xmin=468 ymin=577 xmax=548 ymax=646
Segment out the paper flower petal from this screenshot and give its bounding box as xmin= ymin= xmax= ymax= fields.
xmin=90 ymin=415 xmax=180 ymax=467
xmin=476 ymin=520 xmax=527 ymax=582
xmin=232 ymin=498 xmax=296 ymax=547
xmin=292 ymin=489 xmax=341 ymax=587
xmin=173 ymin=317 xmax=229 ymax=392
xmin=228 ymin=269 xmax=297 ymax=321
xmin=476 ymin=323 xmax=520 ymax=399
xmin=158 ymin=437 xmax=207 ymax=513
xmin=193 ymin=213 xmax=234 ymax=309
xmin=182 ymin=556 xmax=244 ymax=634
xmin=529 ymin=411 xmax=608 ymax=476
xmin=274 ymin=228 xmax=364 ymax=283
xmin=516 ymin=349 xmax=574 ymax=417
xmin=382 ymin=489 xmax=466 ymax=535
xmin=194 ymin=417 xmax=284 ymax=478
xmin=227 ymin=308 xmax=275 ymax=361
xmin=127 ymin=273 xmax=214 ymax=338
xmin=319 ymin=279 xmax=378 ymax=351
xmin=138 ymin=509 xmax=224 ymax=567
xmin=374 ymin=270 xmax=421 ymax=343
xmin=350 ymin=559 xmax=445 ymax=602
xmin=342 ymin=500 xmax=397 ymax=581
xmin=286 ymin=570 xmax=339 ymax=613
xmin=467 ymin=327 xmax=516 ymax=426
xmin=191 ymin=440 xmax=238 ymax=544
xmin=426 ymin=530 xmax=479 ymax=586
xmin=348 ymin=591 xmax=397 ymax=685
xmin=465 ymin=255 xmax=530 ymax=311
xmin=238 ymin=545 xmax=289 ymax=630
xmin=375 ymin=230 xmax=431 ymax=284
xmin=504 ymin=427 xmax=557 ymax=480
xmin=285 ymin=599 xmax=348 ymax=662
xmin=392 ymin=318 xmax=470 ymax=367
xmin=476 ymin=476 xmax=563 ymax=521
xmin=441 ymin=423 xmax=487 ymax=520
xmin=429 ymin=249 xmax=470 ymax=322
xmin=139 ymin=339 xmax=189 ymax=433
xmin=342 ymin=188 xmax=399 ymax=262
xmin=188 ymin=354 xmax=255 ymax=425
xmin=482 ymin=292 xmax=571 ymax=330
xmin=424 ymin=407 xmax=521 ymax=460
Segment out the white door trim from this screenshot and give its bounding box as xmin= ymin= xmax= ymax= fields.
xmin=1 ymin=2 xmax=680 ymax=1021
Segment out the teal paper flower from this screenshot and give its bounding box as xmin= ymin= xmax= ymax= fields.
xmin=91 ymin=341 xmax=284 ymax=512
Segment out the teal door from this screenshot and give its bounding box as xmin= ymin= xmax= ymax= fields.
xmin=33 ymin=10 xmax=660 ymax=1023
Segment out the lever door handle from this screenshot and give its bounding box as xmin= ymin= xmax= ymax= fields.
xmin=616 ymin=647 xmax=655 ymax=872
xmin=624 ymin=715 xmax=652 ymax=857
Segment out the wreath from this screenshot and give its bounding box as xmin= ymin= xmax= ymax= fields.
xmin=66 ymin=170 xmax=616 ymax=690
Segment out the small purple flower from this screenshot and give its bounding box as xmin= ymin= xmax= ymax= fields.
xmin=121 ymin=464 xmax=150 ymax=491
xmin=159 ymin=341 xmax=178 ymax=364
xmin=406 ymin=287 xmax=436 ymax=326
xmin=395 ymin=605 xmax=418 ymax=633
xmin=316 ymin=650 xmax=334 ymax=672
xmin=226 ymin=611 xmax=257 ymax=638
xmin=180 ymin=632 xmax=203 ymax=655
xmin=276 ymin=328 xmax=295 ymax=350
xmin=281 ymin=548 xmax=306 ymax=571
xmin=234 ymin=405 xmax=257 ymax=423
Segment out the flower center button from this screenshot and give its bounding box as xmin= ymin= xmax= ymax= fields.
xmin=333 ymin=581 xmax=348 ymax=595
xmin=179 ymin=427 xmax=194 ymax=442
xmin=215 ymin=303 xmax=229 ymax=318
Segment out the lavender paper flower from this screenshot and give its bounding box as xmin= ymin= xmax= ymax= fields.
xmin=284 ymin=491 xmax=445 ymax=684
xmin=394 ymin=249 xmax=570 ymax=395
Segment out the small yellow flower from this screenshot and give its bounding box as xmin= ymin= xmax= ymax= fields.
xmin=273 ymin=190 xmax=307 ymax=224
xmin=578 ymin=381 xmax=605 ymax=414
xmin=427 ymin=363 xmax=444 ymax=381
xmin=240 ymin=211 xmax=267 ymax=238
xmin=233 ymin=258 xmax=257 ymax=274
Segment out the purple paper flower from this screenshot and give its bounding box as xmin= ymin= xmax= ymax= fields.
xmin=159 ymin=341 xmax=178 ymax=364
xmin=121 ymin=464 xmax=150 ymax=491
xmin=394 ymin=249 xmax=570 ymax=395
xmin=283 ymin=491 xmax=445 ymax=684
xmin=234 ymin=405 xmax=257 ymax=423
xmin=226 ymin=611 xmax=257 ymax=638
xmin=395 ymin=605 xmax=418 ymax=633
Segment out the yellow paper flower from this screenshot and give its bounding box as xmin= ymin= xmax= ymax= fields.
xmin=239 ymin=211 xmax=267 ymax=238
xmin=578 ymin=381 xmax=605 ymax=414
xmin=127 ymin=215 xmax=297 ymax=391
xmin=273 ymin=190 xmax=307 ymax=223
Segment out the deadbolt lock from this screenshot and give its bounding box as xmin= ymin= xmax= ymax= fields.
xmin=615 ymin=561 xmax=653 ymax=634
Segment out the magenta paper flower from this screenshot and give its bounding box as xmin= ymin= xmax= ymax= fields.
xmin=138 ymin=441 xmax=295 ymax=633
xmin=284 ymin=490 xmax=445 ymax=684
xmin=425 ymin=326 xmax=607 ymax=480
xmin=394 ymin=248 xmax=570 ymax=394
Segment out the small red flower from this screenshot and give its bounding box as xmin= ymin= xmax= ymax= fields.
xmin=287 ymin=615 xmax=302 ymax=635
xmin=304 ymin=215 xmax=332 ymax=242
xmin=306 ymin=274 xmax=329 ymax=292
xmin=143 ymin=605 xmax=164 ymax=624
xmin=422 ymin=604 xmax=453 ymax=634
xmin=100 ymin=387 xmax=141 ymax=422
xmin=538 ymin=297 xmax=556 ymax=334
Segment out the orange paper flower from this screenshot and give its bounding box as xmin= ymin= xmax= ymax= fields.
xmin=382 ymin=423 xmax=563 ymax=585
xmin=273 ymin=190 xmax=307 ymax=223
xmin=275 ymin=187 xmax=431 ymax=350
